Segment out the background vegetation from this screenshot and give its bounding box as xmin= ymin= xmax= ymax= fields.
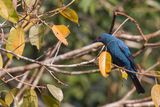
xmin=0 ymin=0 xmax=160 ymax=107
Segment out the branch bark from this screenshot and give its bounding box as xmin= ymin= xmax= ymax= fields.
xmin=1 ymin=30 xmax=160 ymax=76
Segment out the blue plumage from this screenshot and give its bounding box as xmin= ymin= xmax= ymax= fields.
xmin=95 ymin=33 xmax=145 ymax=93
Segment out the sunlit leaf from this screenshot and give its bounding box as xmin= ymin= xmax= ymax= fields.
xmin=42 ymin=94 xmax=60 ymax=107
xmin=21 ymin=89 xmax=38 ymax=107
xmin=0 ymin=0 xmax=19 ymax=23
xmin=120 ymin=69 xmax=128 ymax=80
xmin=52 ymin=25 xmax=70 ymax=46
xmin=6 ymin=26 xmax=25 ymax=59
xmin=5 ymin=88 xmax=19 ymax=106
xmin=0 ymin=54 xmax=3 ymax=68
xmin=151 ymin=84 xmax=160 ymax=107
xmin=98 ymin=51 xmax=112 ymax=77
xmin=29 ymin=24 xmax=45 ymax=50
xmin=47 ymin=84 xmax=63 ymax=102
xmin=60 ymin=8 xmax=79 ymax=24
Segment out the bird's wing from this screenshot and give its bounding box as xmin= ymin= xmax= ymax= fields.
xmin=116 ymin=39 xmax=138 ymax=71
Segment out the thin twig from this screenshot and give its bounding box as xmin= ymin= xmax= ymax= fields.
xmin=3 ymin=69 xmax=45 ymax=88
xmin=17 ymin=71 xmax=30 ymax=88
xmin=39 ymin=0 xmax=75 ymax=18
xmin=1 ymin=73 xmax=25 ymax=84
xmin=48 ymin=67 xmax=99 ymax=75
xmin=109 ymin=11 xmax=116 ymax=34
xmin=112 ymin=18 xmax=129 ymax=35
xmin=48 ymin=58 xmax=95 ymax=68
xmin=115 ymin=11 xmax=147 ymax=41
xmin=45 ymin=67 xmax=68 ymax=86
xmin=51 ymin=41 xmax=62 ymax=64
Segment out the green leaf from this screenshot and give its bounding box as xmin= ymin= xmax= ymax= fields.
xmin=6 ymin=26 xmax=25 ymax=59
xmin=42 ymin=94 xmax=60 ymax=107
xmin=5 ymin=88 xmax=19 ymax=106
xmin=0 ymin=0 xmax=19 ymax=23
xmin=29 ymin=24 xmax=45 ymax=50
xmin=0 ymin=54 xmax=3 ymax=68
xmin=21 ymin=89 xmax=38 ymax=107
xmin=60 ymin=8 xmax=79 ymax=24
xmin=47 ymin=84 xmax=63 ymax=102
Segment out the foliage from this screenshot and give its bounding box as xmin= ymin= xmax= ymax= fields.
xmin=6 ymin=26 xmax=25 ymax=59
xmin=0 ymin=0 xmax=19 ymax=23
xmin=151 ymin=84 xmax=160 ymax=107
xmin=0 ymin=0 xmax=160 ymax=107
xmin=51 ymin=24 xmax=70 ymax=46
xmin=98 ymin=51 xmax=112 ymax=77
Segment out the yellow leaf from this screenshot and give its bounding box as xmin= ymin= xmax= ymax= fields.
xmin=151 ymin=84 xmax=160 ymax=107
xmin=6 ymin=26 xmax=25 ymax=59
xmin=0 ymin=99 xmax=8 ymax=107
xmin=0 ymin=1 xmax=8 ymax=18
xmin=98 ymin=51 xmax=112 ymax=77
xmin=120 ymin=69 xmax=128 ymax=80
xmin=0 ymin=54 xmax=3 ymax=68
xmin=0 ymin=0 xmax=19 ymax=23
xmin=60 ymin=8 xmax=79 ymax=24
xmin=52 ymin=25 xmax=70 ymax=46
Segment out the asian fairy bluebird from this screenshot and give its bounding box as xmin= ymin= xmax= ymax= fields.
xmin=95 ymin=33 xmax=145 ymax=93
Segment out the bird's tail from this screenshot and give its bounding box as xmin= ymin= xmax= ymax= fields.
xmin=130 ymin=74 xmax=145 ymax=93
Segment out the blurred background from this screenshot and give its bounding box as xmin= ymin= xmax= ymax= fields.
xmin=41 ymin=0 xmax=160 ymax=106
xmin=1 ymin=0 xmax=160 ymax=107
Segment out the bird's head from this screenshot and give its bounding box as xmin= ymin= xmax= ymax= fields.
xmin=93 ymin=33 xmax=116 ymax=44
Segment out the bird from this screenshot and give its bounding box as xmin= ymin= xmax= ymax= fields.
xmin=94 ymin=33 xmax=145 ymax=93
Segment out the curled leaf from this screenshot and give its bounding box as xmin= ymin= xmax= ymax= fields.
xmin=151 ymin=84 xmax=160 ymax=107
xmin=60 ymin=8 xmax=79 ymax=24
xmin=52 ymin=25 xmax=70 ymax=46
xmin=6 ymin=26 xmax=25 ymax=59
xmin=98 ymin=51 xmax=112 ymax=77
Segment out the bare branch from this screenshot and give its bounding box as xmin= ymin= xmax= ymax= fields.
xmin=115 ymin=11 xmax=147 ymax=41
